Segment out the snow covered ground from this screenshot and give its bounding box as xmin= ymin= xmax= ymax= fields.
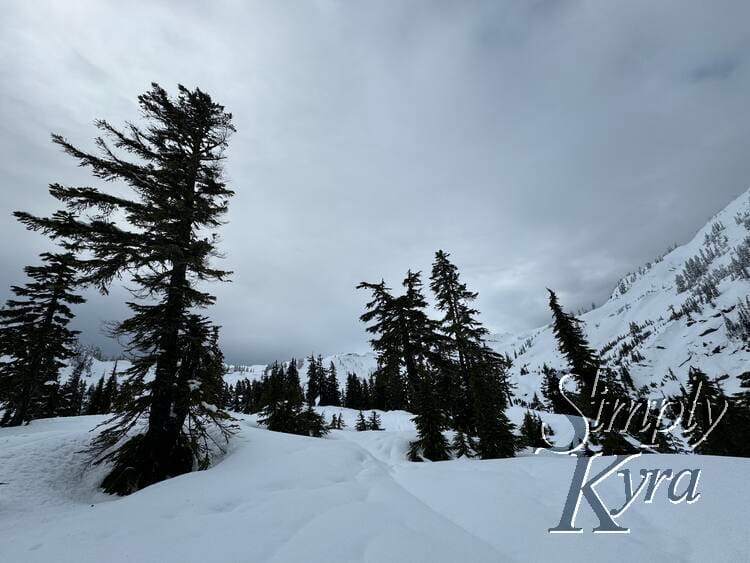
xmin=1 ymin=409 xmax=748 ymax=562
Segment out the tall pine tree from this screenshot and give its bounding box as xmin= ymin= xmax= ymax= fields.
xmin=0 ymin=251 xmax=84 ymax=426
xmin=430 ymin=250 xmax=515 ymax=459
xmin=15 ymin=84 xmax=236 ymax=494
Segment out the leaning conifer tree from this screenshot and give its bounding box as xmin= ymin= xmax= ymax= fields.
xmin=0 ymin=250 xmax=84 ymax=426
xmin=15 ymin=84 xmax=236 ymax=494
xmin=547 ymin=289 xmax=600 ymax=409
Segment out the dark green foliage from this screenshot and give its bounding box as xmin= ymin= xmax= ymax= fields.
xmin=320 ymin=361 xmax=341 ymax=406
xmin=590 ymin=368 xmax=640 ymax=455
xmin=305 ymin=354 xmax=324 ymax=406
xmin=355 ymin=410 xmax=368 ymax=431
xmin=430 ymin=251 xmax=515 ymax=459
xmin=409 ymin=368 xmax=450 ymax=462
xmin=518 ymin=410 xmax=553 ymax=450
xmin=58 ymin=345 xmax=93 ymax=417
xmin=258 ymin=362 xmax=329 ymax=438
xmin=328 ymin=413 xmax=345 ymax=430
xmin=285 ymin=359 xmax=304 ymax=405
xmin=359 ymin=253 xmax=516 ymax=462
xmin=344 ymin=373 xmax=366 ymax=410
xmin=681 ymin=367 xmax=749 ymax=457
xmin=540 ymin=366 xmax=572 ymax=415
xmin=97 ymin=317 xmax=236 ymax=493
xmin=0 ymin=251 xmax=84 ymax=426
xmin=358 ymin=271 xmax=440 ymax=409
xmin=368 ymin=410 xmax=383 ymax=431
xmin=470 ymin=364 xmax=516 ymax=459
xmin=300 ymin=405 xmax=329 ymax=438
xmin=16 ymin=84 xmax=236 ymax=494
xmin=528 ymin=392 xmax=544 ymax=410
xmin=85 ymin=376 xmax=107 ymax=415
xmin=450 ymin=430 xmax=475 ymax=459
xmin=547 ymin=289 xmax=599 ymax=413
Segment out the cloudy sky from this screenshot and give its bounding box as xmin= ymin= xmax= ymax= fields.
xmin=1 ymin=1 xmax=750 ymax=363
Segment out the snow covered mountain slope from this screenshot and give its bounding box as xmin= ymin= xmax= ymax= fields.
xmin=1 ymin=412 xmax=748 ymax=562
xmin=493 ymin=189 xmax=750 ymax=403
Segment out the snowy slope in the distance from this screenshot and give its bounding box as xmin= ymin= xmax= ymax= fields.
xmin=223 ymin=352 xmax=378 ymax=387
xmin=492 ymin=188 xmax=750 ymax=402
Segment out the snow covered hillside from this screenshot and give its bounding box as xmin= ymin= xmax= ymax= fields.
xmin=67 ymin=352 xmax=378 ymax=393
xmin=493 ymin=189 xmax=750 ymax=402
xmin=1 ymin=412 xmax=747 ymax=562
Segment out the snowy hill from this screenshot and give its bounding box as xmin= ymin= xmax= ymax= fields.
xmin=67 ymin=352 xmax=378 ymax=392
xmin=492 ymin=189 xmax=750 ymax=403
xmin=1 ymin=412 xmax=748 ymax=562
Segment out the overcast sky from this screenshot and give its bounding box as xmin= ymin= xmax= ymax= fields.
xmin=1 ymin=1 xmax=750 ymax=363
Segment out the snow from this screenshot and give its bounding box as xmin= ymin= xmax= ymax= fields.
xmin=18 ymin=191 xmax=750 ymax=562
xmin=224 ymin=352 xmax=378 ymax=388
xmin=492 ymin=188 xmax=750 ymax=401
xmin=2 ymin=411 xmax=748 ymax=562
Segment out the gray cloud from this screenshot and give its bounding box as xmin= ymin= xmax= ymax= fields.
xmin=1 ymin=0 xmax=750 ymax=363
xmin=689 ymin=54 xmax=743 ymax=83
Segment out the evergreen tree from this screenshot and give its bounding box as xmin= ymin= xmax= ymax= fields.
xmin=87 ymin=376 xmax=106 ymax=415
xmin=101 ymin=372 xmax=119 ymax=414
xmin=682 ymin=367 xmax=748 ymax=456
xmin=300 ymin=404 xmax=329 ymax=438
xmin=355 ymin=410 xmax=369 ymax=431
xmin=361 ymin=376 xmax=373 ymax=408
xmin=430 ymin=249 xmax=484 ymax=427
xmin=285 ymin=359 xmax=304 ymax=405
xmin=471 ymin=363 xmax=516 ymax=459
xmin=0 ymin=251 xmax=84 ymax=426
xmin=541 ymin=365 xmax=572 ymax=415
xmin=16 ymin=84 xmax=236 ymax=494
xmin=344 ymin=373 xmax=363 ymax=409
xmin=528 ymin=392 xmax=544 ymax=410
xmin=321 ymin=361 xmax=341 ymax=406
xmin=450 ymin=430 xmax=475 ymax=459
xmin=408 ymin=367 xmax=450 ymax=461
xmin=368 ymin=410 xmax=383 ymax=431
xmin=327 ymin=413 xmax=339 ymax=430
xmin=593 ymin=368 xmax=639 ymax=455
xmin=547 ymin=289 xmax=599 ymax=412
xmin=258 ymin=363 xmax=295 ymax=431
xmin=305 ymin=354 xmax=322 ymax=406
xmin=59 ymin=346 xmax=91 ymax=417
xmin=518 ymin=410 xmax=554 ymax=450
xmin=358 ymin=272 xmax=440 ymax=409
xmin=372 ymin=360 xmax=407 ymax=411
xmin=259 ymin=361 xmax=329 ymax=439
xmin=430 ymin=251 xmax=515 ymax=458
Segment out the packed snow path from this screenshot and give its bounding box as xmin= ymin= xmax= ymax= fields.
xmin=1 ymin=411 xmax=748 ymax=562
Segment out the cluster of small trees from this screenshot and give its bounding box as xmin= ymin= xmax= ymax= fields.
xmin=672 ymin=367 xmax=750 ymax=457
xmin=355 ymin=410 xmax=382 ymax=431
xmin=724 ymin=297 xmax=750 ymax=344
xmin=357 ymin=251 xmax=516 ymax=462
xmin=255 ymin=361 xmax=328 ymax=438
xmin=0 ymin=84 xmax=236 ymax=495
